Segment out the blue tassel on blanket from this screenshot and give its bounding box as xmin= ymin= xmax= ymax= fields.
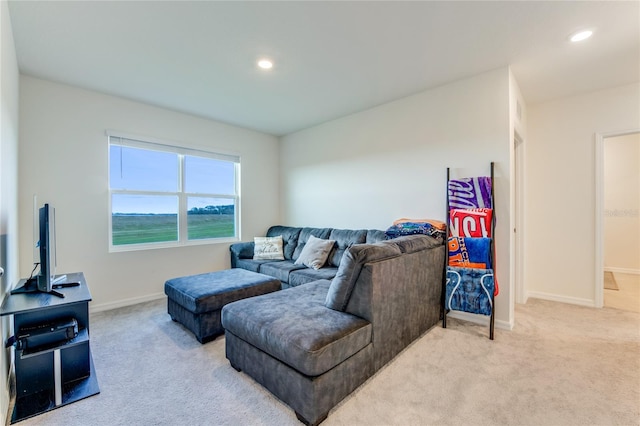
xmin=446 ymin=266 xmax=494 ymax=316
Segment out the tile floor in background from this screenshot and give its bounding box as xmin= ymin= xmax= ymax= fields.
xmin=604 ymin=272 xmax=640 ymax=313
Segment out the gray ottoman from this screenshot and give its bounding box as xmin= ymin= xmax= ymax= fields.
xmin=164 ymin=269 xmax=281 ymax=343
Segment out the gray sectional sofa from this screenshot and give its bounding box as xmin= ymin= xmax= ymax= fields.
xmin=223 ymin=226 xmax=445 ymax=425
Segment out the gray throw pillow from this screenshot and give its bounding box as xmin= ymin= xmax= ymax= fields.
xmin=294 ymin=235 xmax=336 ymax=270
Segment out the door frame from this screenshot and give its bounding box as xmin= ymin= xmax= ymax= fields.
xmin=514 ymin=131 xmax=525 ymax=304
xmin=594 ymin=129 xmax=640 ymax=307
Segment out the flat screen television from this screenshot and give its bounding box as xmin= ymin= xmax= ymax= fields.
xmin=36 ymin=203 xmax=57 ymax=293
xmin=12 ymin=202 xmax=73 ymax=298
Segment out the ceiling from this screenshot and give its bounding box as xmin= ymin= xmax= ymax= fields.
xmin=7 ymin=1 xmax=640 ymax=136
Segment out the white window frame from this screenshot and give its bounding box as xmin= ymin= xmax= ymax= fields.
xmin=107 ymin=132 xmax=240 ymax=252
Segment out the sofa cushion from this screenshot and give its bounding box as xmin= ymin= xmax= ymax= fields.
xmin=293 ymin=228 xmax=333 ymax=260
xmin=289 ymin=266 xmax=339 ymax=287
xmin=234 ymin=258 xmax=277 ymax=273
xmin=253 ymin=236 xmax=285 ymax=260
xmin=391 ymin=234 xmax=442 ymax=253
xmin=294 ymin=235 xmax=336 ymax=270
xmin=267 ymin=226 xmax=302 ymax=260
xmin=221 ymin=280 xmax=372 ymax=377
xmin=366 ymin=229 xmax=387 ymax=243
xmin=327 ymin=229 xmax=367 ymax=267
xmin=259 ymin=260 xmax=306 ymax=283
xmin=325 ymin=242 xmax=402 ymax=311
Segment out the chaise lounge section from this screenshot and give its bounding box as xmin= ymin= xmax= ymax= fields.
xmin=222 ymin=232 xmax=445 ymax=425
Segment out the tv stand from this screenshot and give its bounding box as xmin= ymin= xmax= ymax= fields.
xmin=1 ymin=272 xmax=99 ymax=423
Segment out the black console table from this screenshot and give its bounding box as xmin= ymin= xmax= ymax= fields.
xmin=0 ymin=272 xmax=99 ymax=423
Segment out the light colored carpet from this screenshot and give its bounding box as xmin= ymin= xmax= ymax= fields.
xmin=604 ymin=271 xmax=619 ymax=290
xmin=19 ymin=297 xmax=640 ymax=426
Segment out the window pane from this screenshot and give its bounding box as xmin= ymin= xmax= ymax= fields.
xmin=184 ymin=156 xmax=235 ymax=194
xmin=187 ymin=197 xmax=235 ymax=240
xmin=112 ymin=194 xmax=178 ymax=245
xmin=110 ymin=145 xmax=178 ymax=192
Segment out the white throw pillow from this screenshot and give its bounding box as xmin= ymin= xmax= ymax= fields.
xmin=253 ymin=236 xmax=285 ymax=260
xmin=294 ymin=235 xmax=336 ymax=270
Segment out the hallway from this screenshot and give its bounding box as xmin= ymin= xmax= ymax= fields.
xmin=604 ymin=272 xmax=640 ymax=313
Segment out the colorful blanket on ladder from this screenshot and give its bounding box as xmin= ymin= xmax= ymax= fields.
xmin=446 ymin=266 xmax=494 ymax=316
xmin=449 ymin=208 xmax=493 ymax=238
xmin=448 ymin=237 xmax=491 ymax=269
xmin=448 ymin=176 xmax=492 ymax=209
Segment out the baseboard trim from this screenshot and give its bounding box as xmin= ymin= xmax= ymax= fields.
xmin=604 ymin=267 xmax=640 ymax=275
xmin=446 ymin=311 xmax=513 ymax=331
xmin=90 ymin=292 xmax=166 ymax=313
xmin=526 ymin=291 xmax=595 ymax=308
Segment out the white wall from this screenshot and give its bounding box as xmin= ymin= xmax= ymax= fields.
xmin=280 ymin=68 xmax=514 ymax=327
xmin=527 ymin=83 xmax=640 ymax=305
xmin=0 ymin=0 xmax=20 ymax=418
xmin=19 ymin=76 xmax=280 ymax=310
xmin=604 ymin=133 xmax=640 ymax=273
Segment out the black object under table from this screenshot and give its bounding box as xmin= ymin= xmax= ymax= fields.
xmin=0 ymin=272 xmax=99 ymax=423
xmin=164 ymin=268 xmax=281 ymax=343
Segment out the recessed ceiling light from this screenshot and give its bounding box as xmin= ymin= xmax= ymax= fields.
xmin=257 ymin=59 xmax=273 ymax=70
xmin=570 ymin=30 xmax=593 ymax=42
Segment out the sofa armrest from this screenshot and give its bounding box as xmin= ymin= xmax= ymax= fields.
xmin=230 ymin=241 xmax=255 ymax=268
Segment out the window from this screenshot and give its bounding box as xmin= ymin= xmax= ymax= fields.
xmin=108 ymin=134 xmax=239 ymax=251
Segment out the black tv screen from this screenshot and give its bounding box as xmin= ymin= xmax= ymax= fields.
xmin=37 ymin=203 xmax=56 ymax=293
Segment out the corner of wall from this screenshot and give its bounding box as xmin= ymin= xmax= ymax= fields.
xmin=1 ymin=1 xmax=21 ymax=421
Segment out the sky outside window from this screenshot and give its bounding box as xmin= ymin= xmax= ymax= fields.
xmin=109 ymin=145 xmax=178 ymax=192
xmin=110 ymin=145 xmax=178 ymax=213
xmin=184 ymin=156 xmax=235 ymax=194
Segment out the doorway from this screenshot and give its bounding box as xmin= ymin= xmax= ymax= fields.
xmin=595 ymin=131 xmax=640 ymax=311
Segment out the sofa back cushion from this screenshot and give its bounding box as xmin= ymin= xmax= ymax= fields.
xmin=391 ymin=234 xmax=442 ymax=253
xmin=366 ymin=229 xmax=387 ymax=243
xmin=327 ymin=229 xmax=367 ymax=267
xmin=292 ymin=227 xmax=333 ymax=260
xmin=267 ymin=226 xmax=302 ymax=260
xmin=325 ymin=241 xmax=402 ymax=311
